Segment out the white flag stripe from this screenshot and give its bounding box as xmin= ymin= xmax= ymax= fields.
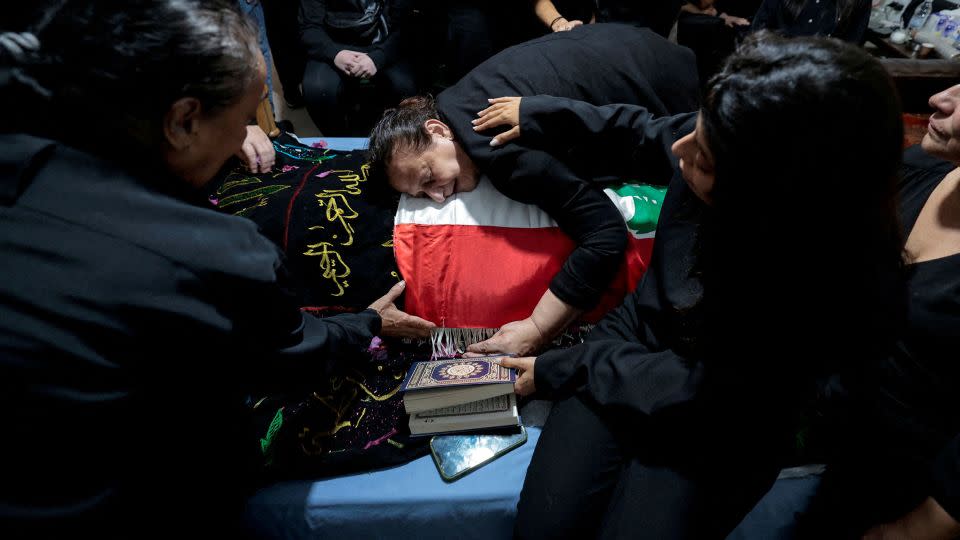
xmin=395 ymin=176 xmax=641 ymax=229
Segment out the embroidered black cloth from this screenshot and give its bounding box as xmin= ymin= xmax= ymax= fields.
xmin=211 ymin=136 xmax=428 ymax=478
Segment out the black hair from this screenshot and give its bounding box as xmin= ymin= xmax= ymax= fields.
xmin=687 ymin=32 xmax=905 ymax=392
xmin=0 ymin=0 xmax=259 ymax=155
xmin=367 ymin=95 xmax=439 ymax=188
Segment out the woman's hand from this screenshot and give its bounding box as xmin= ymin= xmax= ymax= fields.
xmin=368 ymin=281 xmax=437 ymax=338
xmin=465 ymin=318 xmax=546 ymax=356
xmin=553 ymin=18 xmax=584 ymax=31
xmin=499 ymin=356 xmax=537 ymax=396
xmin=473 ymin=97 xmax=522 ymax=147
xmin=719 ymin=13 xmax=750 ymax=26
xmin=237 ymin=125 xmax=276 ymax=173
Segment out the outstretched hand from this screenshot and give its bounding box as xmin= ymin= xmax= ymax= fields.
xmin=368 ymin=281 xmax=436 ymax=338
xmin=720 ymin=13 xmax=750 ymax=26
xmin=465 ymin=318 xmax=546 ymax=357
xmin=473 ymin=97 xmax=522 ymax=147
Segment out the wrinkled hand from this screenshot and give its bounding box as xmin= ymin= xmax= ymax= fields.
xmin=334 ymin=50 xmax=362 ymax=76
xmin=720 ymin=13 xmax=750 ymax=26
xmin=353 ymin=53 xmax=377 ymax=79
xmin=465 ymin=318 xmax=546 ymax=356
xmin=368 ymin=281 xmax=436 ymax=338
xmin=498 ymin=356 xmax=537 ymax=396
xmin=237 ymin=125 xmax=275 ymax=173
xmin=552 ymin=18 xmax=584 ymax=31
xmin=473 ymin=97 xmax=522 ymax=147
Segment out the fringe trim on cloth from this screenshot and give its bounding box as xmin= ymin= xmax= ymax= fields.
xmin=428 ymin=325 xmax=597 ymax=359
xmin=430 ymin=327 xmax=499 ymax=359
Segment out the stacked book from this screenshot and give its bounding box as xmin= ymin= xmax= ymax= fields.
xmin=401 ymin=356 xmax=519 ymax=436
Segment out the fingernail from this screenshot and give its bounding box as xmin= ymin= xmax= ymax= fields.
xmin=473 ymin=126 xmax=479 ymax=131
xmin=488 ymin=98 xmax=494 ymax=102
xmin=471 ymin=119 xmax=477 ymax=124
xmin=489 ymin=139 xmax=499 ymax=147
xmin=398 ymin=280 xmax=405 ymax=287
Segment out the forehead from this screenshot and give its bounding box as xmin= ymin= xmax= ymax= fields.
xmin=387 ymin=146 xmax=428 ymax=189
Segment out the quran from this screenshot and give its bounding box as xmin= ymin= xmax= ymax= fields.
xmin=401 ymin=357 xmax=519 ymax=435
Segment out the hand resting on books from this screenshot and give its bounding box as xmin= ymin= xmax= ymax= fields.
xmin=499 ymin=356 xmax=536 ymax=397
xmin=368 ymin=281 xmax=437 ymax=338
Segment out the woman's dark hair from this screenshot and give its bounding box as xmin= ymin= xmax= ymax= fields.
xmin=689 ymin=32 xmax=905 ymax=394
xmin=367 ymin=95 xmax=439 ymax=186
xmin=0 ymin=0 xmax=259 ymax=154
xmin=781 ymin=0 xmax=866 ymax=36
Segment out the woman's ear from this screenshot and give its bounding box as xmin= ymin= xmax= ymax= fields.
xmin=423 ymin=118 xmax=453 ymax=139
xmin=164 ymin=97 xmax=203 ymax=149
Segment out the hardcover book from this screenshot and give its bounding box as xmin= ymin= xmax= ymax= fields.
xmin=401 ymin=357 xmax=516 ymax=414
xmin=408 ymin=394 xmax=520 ymax=436
xmin=401 ymin=357 xmax=519 ymax=433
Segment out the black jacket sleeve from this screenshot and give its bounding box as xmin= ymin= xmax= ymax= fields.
xmin=534 ymin=293 xmax=706 ymax=420
xmin=366 ymin=0 xmax=411 ymax=69
xmin=211 ymin=242 xmax=381 ymax=387
xmin=299 ymin=0 xmax=340 ymax=63
xmin=519 ymin=96 xmax=696 ymax=186
xmin=480 ymin=96 xmax=695 ymax=310
xmin=485 ymin=147 xmax=628 ymax=311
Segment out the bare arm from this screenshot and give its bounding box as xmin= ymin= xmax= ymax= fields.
xmin=533 ymin=0 xmax=584 ymax=31
xmin=467 ymin=289 xmax=582 ymax=356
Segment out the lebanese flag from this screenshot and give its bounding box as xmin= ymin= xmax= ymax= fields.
xmin=393 ymin=178 xmax=664 ymax=330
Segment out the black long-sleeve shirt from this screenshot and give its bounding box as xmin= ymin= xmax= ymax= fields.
xmin=0 ymin=134 xmax=381 ymax=536
xmin=299 ymin=0 xmax=410 ymax=68
xmin=436 ymin=23 xmax=699 ymax=310
xmin=750 ymin=0 xmax=871 ymax=44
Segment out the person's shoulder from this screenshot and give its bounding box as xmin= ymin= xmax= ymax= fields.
xmin=16 ymin=141 xmax=283 ymax=282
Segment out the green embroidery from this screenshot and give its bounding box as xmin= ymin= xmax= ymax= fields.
xmin=260 ymin=408 xmax=284 ymax=465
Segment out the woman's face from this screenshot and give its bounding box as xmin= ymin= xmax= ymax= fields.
xmin=672 ymin=113 xmax=716 ymax=204
xmin=165 ymin=51 xmax=267 ymax=187
xmin=387 ymin=120 xmax=479 ymax=203
xmin=923 ymin=84 xmax=960 ymax=163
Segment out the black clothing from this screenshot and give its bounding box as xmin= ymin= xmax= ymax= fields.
xmin=516 ymin=394 xmax=779 ymax=539
xmin=299 ymin=0 xmax=418 ymax=135
xmin=751 ymin=0 xmax=871 ymax=43
xmin=299 ymin=0 xmax=409 ymax=68
xmin=513 ymin=97 xmax=898 ymax=538
xmin=804 ymin=146 xmax=960 ymax=535
xmin=513 ymin=100 xmax=791 ymax=538
xmin=598 ymin=0 xmax=686 ymax=37
xmin=262 ymin=0 xmax=308 ymax=106
xmin=677 ymin=12 xmax=743 ymax=88
xmin=0 ymin=135 xmax=381 ymax=538
xmin=302 ymin=57 xmax=417 ymax=135
xmin=436 ymin=24 xmax=698 ymax=310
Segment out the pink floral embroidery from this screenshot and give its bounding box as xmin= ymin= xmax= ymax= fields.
xmin=310 ymin=140 xmax=329 ymax=149
xmin=281 ymin=165 xmax=299 ymax=173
